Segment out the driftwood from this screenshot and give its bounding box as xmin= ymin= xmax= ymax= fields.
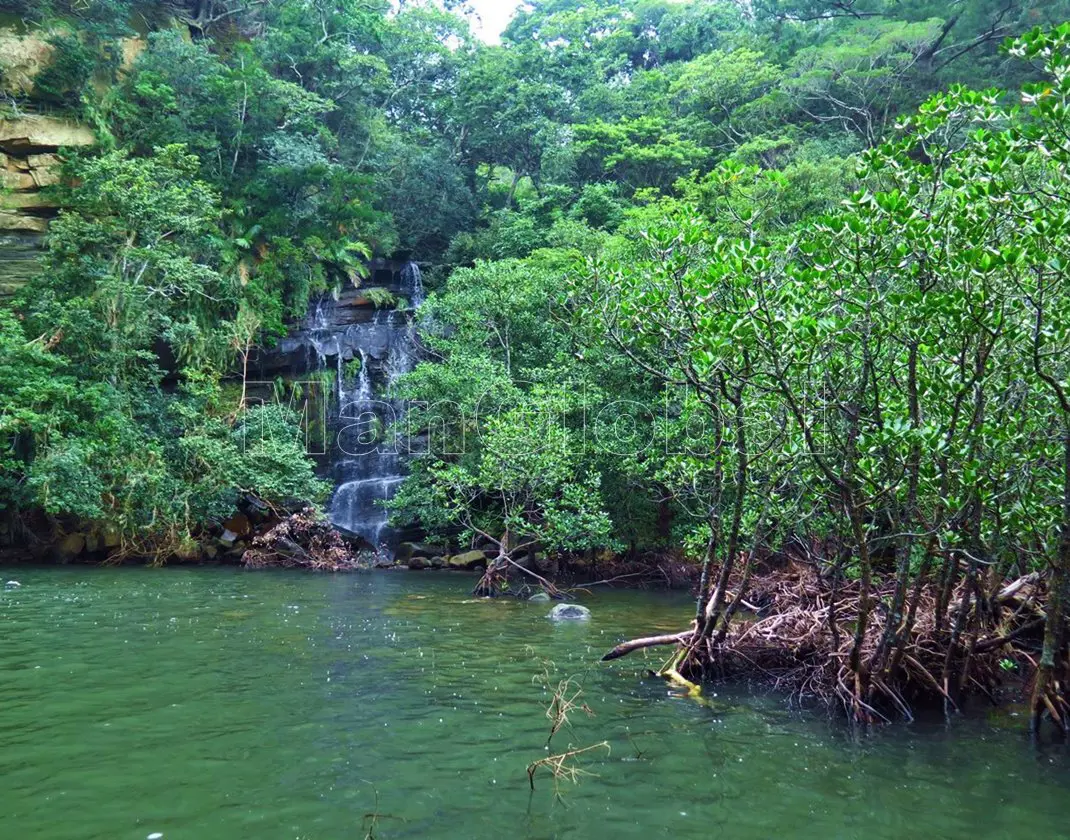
xmin=601 ymin=631 xmax=693 ymax=662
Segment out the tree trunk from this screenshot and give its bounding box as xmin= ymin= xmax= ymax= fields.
xmin=1031 ymin=431 xmax=1070 ymax=734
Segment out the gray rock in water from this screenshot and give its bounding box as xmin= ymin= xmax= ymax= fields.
xmin=528 ymin=591 xmax=552 ymax=603
xmin=4 ymin=580 xmax=21 ymax=589
xmin=548 ymin=603 xmax=591 ymax=621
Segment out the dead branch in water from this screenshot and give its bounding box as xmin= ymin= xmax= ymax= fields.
xmin=545 ymin=678 xmax=596 ymax=744
xmin=601 ymin=631 xmax=694 ymax=662
xmin=527 ymin=743 xmax=611 ymax=794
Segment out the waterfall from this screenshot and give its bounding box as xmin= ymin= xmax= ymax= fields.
xmin=403 ymin=260 xmax=425 ymax=308
xmin=355 ymin=348 xmax=372 ymax=402
xmin=326 ymin=263 xmax=425 ymax=553
xmin=307 ymin=296 xmax=336 ymax=368
xmin=265 ymin=260 xmax=426 ymax=554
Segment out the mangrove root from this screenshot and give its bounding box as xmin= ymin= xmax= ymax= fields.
xmin=601 ymin=563 xmax=1064 ymax=726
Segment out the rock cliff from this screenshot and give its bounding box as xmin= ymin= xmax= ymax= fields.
xmin=0 ymin=32 xmax=97 ymax=302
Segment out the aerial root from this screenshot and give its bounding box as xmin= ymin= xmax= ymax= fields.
xmin=601 ymin=565 xmax=1064 ymax=724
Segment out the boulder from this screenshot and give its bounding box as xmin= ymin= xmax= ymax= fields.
xmin=223 ymin=547 xmax=247 ymax=564
xmin=223 ymin=513 xmax=252 ymax=539
xmin=395 ymin=541 xmax=447 ymax=564
xmin=174 ymin=540 xmax=203 ymax=562
xmin=56 ymin=532 xmax=86 ymax=561
xmin=447 ymin=550 xmax=486 ymax=570
xmin=548 ymin=603 xmax=591 ymax=621
xmin=407 ymin=556 xmax=430 ymax=571
xmin=528 ymin=592 xmax=552 ymax=603
xmin=430 ymin=556 xmax=446 ymax=569
xmin=243 ymin=494 xmax=272 ymax=523
xmin=101 ymin=524 xmax=122 ymax=549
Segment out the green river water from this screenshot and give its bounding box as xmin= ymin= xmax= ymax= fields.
xmin=1 ymin=568 xmax=1067 ymax=840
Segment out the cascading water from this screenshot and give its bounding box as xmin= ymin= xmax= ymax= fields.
xmin=262 ymin=259 xmax=426 ymax=553
xmin=292 ymin=261 xmax=425 ymax=553
xmin=403 ymin=260 xmax=425 ymax=308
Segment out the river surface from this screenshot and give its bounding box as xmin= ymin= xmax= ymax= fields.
xmin=0 ymin=569 xmax=1067 ymax=840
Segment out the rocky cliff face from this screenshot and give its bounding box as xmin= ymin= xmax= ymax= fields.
xmin=0 ymin=31 xmax=57 ymax=96
xmin=0 ymin=115 xmax=94 ymax=302
xmin=0 ymin=32 xmax=97 ymax=303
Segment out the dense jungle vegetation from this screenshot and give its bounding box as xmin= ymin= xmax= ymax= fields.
xmin=1 ymin=0 xmax=1069 ymax=728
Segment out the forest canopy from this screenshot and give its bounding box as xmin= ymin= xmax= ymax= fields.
xmin=0 ymin=0 xmax=1067 ymax=592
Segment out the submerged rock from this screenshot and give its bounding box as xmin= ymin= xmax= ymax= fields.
xmin=4 ymin=580 xmax=20 ymax=589
xmin=548 ymin=603 xmax=591 ymax=621
xmin=528 ymin=592 xmax=552 ymax=603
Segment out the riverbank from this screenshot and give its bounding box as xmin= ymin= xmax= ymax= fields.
xmin=0 ymin=508 xmax=700 ymax=588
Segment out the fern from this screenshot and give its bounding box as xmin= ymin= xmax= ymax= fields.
xmin=364 ymin=287 xmax=396 ymax=309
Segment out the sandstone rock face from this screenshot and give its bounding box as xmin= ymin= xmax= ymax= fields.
xmin=1 ymin=170 xmax=36 ymax=190
xmin=0 ymin=215 xmax=48 ymax=233
xmin=0 ymin=191 xmax=59 ymax=211
xmin=0 ymin=31 xmax=144 ymax=96
xmin=0 ymin=116 xmax=96 ymax=152
xmin=0 ymin=232 xmax=43 ymax=304
xmin=0 ymin=34 xmax=56 ymax=97
xmin=120 ymin=37 xmax=147 ymax=71
xmin=0 ymin=116 xmax=95 ymax=296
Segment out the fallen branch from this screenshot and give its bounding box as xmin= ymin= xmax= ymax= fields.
xmin=601 ymin=631 xmax=693 ymax=662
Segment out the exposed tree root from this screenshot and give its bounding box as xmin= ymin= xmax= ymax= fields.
xmin=474 ymin=552 xmax=565 ymax=599
xmin=603 ymin=561 xmax=1068 ymax=730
